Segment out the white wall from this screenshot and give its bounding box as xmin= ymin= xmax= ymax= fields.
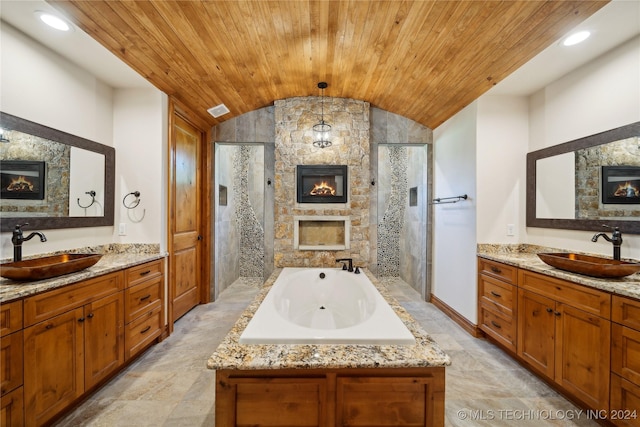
xmin=0 ymin=22 xmax=166 ymax=258
xmin=432 ymin=103 xmax=478 ymax=322
xmin=433 ymin=34 xmax=640 ymax=325
xmin=476 ymin=96 xmax=529 ymax=244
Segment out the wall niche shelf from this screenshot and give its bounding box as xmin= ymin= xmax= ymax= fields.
xmin=294 ymin=216 xmax=350 ymax=250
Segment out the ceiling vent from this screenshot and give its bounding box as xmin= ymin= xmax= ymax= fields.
xmin=207 ymin=103 xmax=230 ymax=118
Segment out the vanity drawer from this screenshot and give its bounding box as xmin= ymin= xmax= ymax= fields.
xmin=479 ymin=275 xmax=515 ymax=317
xmin=518 ymin=270 xmax=610 ymax=318
xmin=0 ymin=301 xmax=22 ymax=337
xmin=478 ymin=259 xmax=517 ymax=284
xmin=613 ymin=296 xmax=640 ymax=331
xmin=612 ymin=323 xmax=640 ymax=386
xmin=480 ymin=308 xmax=516 ymax=352
xmin=23 ymin=272 xmax=123 ymax=327
xmin=125 ymin=276 xmax=163 ymax=323
xmin=125 ymin=260 xmax=163 ymax=288
xmin=125 ymin=303 xmax=162 ymax=360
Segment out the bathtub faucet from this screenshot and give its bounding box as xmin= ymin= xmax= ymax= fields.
xmin=336 ymin=258 xmax=353 ymax=272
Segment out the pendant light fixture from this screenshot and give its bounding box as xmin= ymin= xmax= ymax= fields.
xmin=313 ymin=82 xmax=332 ymax=148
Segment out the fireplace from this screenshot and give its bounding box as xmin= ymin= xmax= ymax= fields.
xmin=602 ymin=166 xmax=640 ymax=204
xmin=296 ymin=165 xmax=347 ymax=204
xmin=0 ymin=160 xmax=45 ymax=200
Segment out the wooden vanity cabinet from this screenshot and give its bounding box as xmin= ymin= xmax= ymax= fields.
xmin=477 ymin=259 xmax=518 ymax=352
xmin=518 ymin=269 xmax=611 ymax=412
xmin=1 ymin=300 xmax=24 ymax=427
xmin=124 ymin=259 xmax=164 ymax=360
xmin=611 ymin=295 xmax=640 ymax=426
xmin=22 ymin=272 xmax=124 ymax=427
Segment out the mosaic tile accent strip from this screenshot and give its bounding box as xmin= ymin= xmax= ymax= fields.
xmin=234 ymin=146 xmax=265 ymax=277
xmin=377 ymin=146 xmax=408 ymax=276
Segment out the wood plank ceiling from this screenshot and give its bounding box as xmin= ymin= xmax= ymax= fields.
xmin=49 ymin=0 xmax=608 ymax=129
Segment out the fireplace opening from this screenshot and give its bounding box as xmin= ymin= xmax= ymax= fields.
xmin=296 ymin=165 xmax=347 ymax=204
xmin=602 ymin=166 xmax=640 ymax=204
xmin=0 ymin=160 xmax=46 ymax=200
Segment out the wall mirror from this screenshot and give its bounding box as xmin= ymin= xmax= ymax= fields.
xmin=527 ymin=121 xmax=640 ymax=234
xmin=0 ymin=112 xmax=114 ymax=231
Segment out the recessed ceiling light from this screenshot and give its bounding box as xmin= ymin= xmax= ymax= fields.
xmin=35 ymin=11 xmax=73 ymax=32
xmin=207 ymin=104 xmax=230 ymax=118
xmin=562 ymin=30 xmax=590 ymax=46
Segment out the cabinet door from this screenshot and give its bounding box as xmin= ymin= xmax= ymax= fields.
xmin=0 ymin=331 xmax=23 ymax=396
xmin=517 ymin=289 xmax=555 ymax=379
xmin=0 ymin=387 xmax=23 ymax=427
xmin=24 ymin=308 xmax=84 ymax=427
xmin=555 ymin=303 xmax=610 ymax=411
xmin=84 ymin=292 xmax=124 ymax=390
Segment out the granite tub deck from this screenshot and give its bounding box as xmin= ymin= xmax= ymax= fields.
xmin=477 ymin=244 xmax=640 ymax=300
xmin=208 ymin=269 xmax=450 ymax=427
xmin=0 ymin=244 xmax=166 ymax=303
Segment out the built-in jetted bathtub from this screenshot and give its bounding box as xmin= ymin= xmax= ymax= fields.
xmin=239 ymin=267 xmax=416 ymax=345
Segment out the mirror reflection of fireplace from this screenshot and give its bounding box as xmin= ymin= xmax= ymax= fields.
xmin=296 ymin=165 xmax=348 ymax=204
xmin=0 ymin=160 xmax=46 ymax=200
xmin=602 ymin=166 xmax=640 ymax=204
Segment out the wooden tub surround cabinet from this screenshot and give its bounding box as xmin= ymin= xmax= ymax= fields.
xmin=477 ymin=249 xmax=640 ymax=426
xmin=0 ymin=253 xmax=165 ymax=427
xmin=208 ymin=269 xmax=450 ymax=427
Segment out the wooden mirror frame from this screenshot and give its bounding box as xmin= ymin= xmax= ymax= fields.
xmin=0 ymin=112 xmax=115 ymax=231
xmin=526 ymin=121 xmax=640 ymax=235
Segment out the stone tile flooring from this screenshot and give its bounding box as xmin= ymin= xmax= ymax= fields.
xmin=54 ymin=277 xmax=598 ymax=426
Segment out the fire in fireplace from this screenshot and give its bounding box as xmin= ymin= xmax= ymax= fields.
xmin=0 ymin=160 xmax=46 ymax=200
xmin=296 ymin=165 xmax=347 ymax=203
xmin=601 ymin=166 xmax=640 ymax=204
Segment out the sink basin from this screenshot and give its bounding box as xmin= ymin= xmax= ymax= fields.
xmin=537 ymin=253 xmax=640 ymax=279
xmin=0 ymin=253 xmax=103 ymax=281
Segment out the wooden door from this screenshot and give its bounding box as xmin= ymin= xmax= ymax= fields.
xmin=517 ymin=289 xmax=555 ymax=379
xmin=555 ymin=303 xmax=610 ymax=410
xmin=170 ymin=114 xmax=202 ymax=322
xmin=84 ymin=292 xmax=124 ymax=390
xmin=24 ymin=308 xmax=84 ymax=427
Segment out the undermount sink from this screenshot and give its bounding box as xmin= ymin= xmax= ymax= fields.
xmin=537 ymin=253 xmax=640 ymax=279
xmin=0 ymin=253 xmax=103 ymax=281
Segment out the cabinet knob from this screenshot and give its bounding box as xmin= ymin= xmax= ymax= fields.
xmin=490 ymin=291 xmax=502 ymax=298
xmin=546 ymin=308 xmax=553 ymax=313
xmin=140 ymin=270 xmax=151 ymax=276
xmin=490 ymin=320 xmax=502 ymax=329
xmin=87 ymin=313 xmax=94 ymax=318
xmin=554 ymin=311 xmax=561 ymax=316
xmin=140 ymin=326 xmax=151 ymax=334
xmin=140 ymin=294 xmax=151 ymax=301
xmin=78 ymin=317 xmax=85 ymax=322
xmin=490 ymin=266 xmax=502 ymax=274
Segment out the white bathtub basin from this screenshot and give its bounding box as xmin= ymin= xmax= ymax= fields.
xmin=239 ymin=268 xmax=416 ymax=345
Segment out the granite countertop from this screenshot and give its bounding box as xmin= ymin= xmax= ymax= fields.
xmin=477 ymin=244 xmax=640 ymax=300
xmin=0 ymin=244 xmax=166 ymax=303
xmin=207 ymin=269 xmax=451 ymax=371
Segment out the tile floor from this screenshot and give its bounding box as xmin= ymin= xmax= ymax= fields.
xmin=54 ymin=277 xmax=599 ymax=426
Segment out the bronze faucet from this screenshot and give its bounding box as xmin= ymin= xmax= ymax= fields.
xmin=12 ymin=223 xmax=47 ymax=262
xmin=591 ymin=225 xmax=622 ymax=261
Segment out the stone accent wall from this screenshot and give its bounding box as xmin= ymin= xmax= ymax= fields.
xmin=576 ymin=136 xmax=640 ymax=219
xmin=274 ymin=97 xmax=370 ymax=268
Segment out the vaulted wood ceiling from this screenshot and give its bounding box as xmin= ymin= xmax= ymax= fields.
xmin=49 ymin=0 xmax=608 ymax=130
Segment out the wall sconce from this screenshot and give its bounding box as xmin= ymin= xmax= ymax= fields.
xmin=313 ymin=82 xmax=332 ymax=149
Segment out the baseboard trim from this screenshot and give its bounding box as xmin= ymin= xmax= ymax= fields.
xmin=429 ymin=293 xmax=482 ymax=338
